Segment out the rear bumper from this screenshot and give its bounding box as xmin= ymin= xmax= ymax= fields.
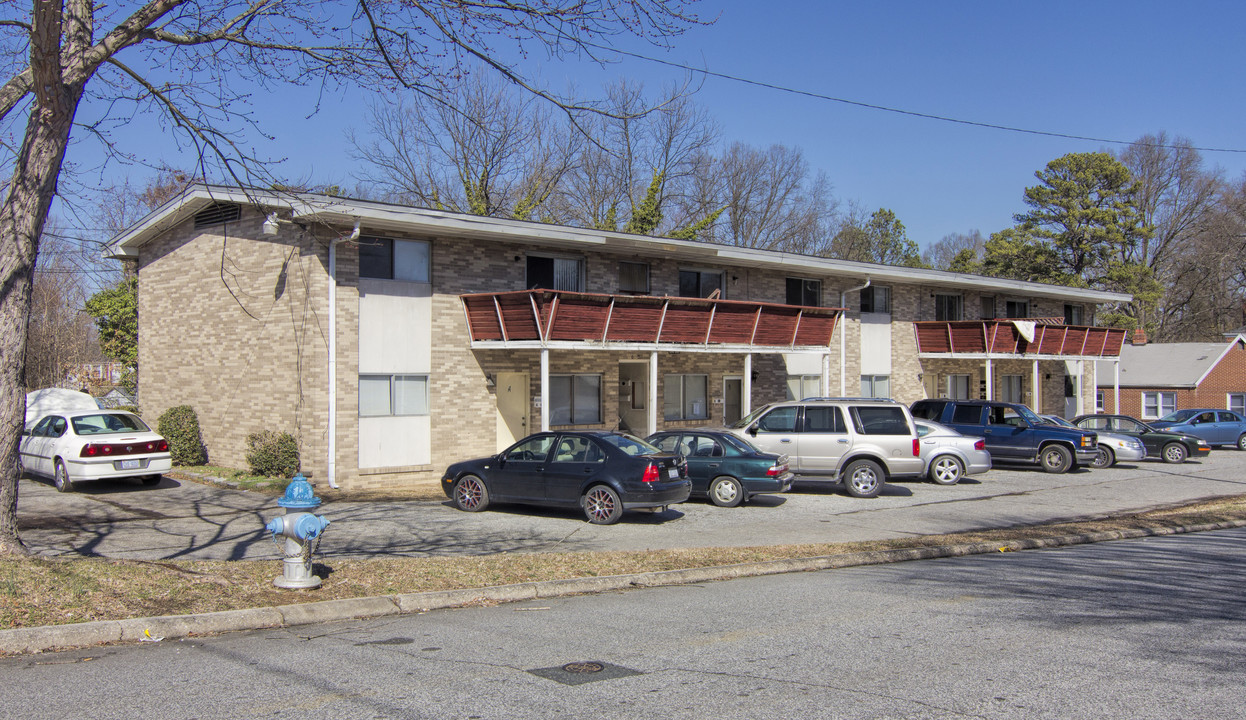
xmin=66 ymin=455 xmax=172 ymax=482
xmin=1112 ymin=445 xmax=1148 ymax=463
xmin=740 ymin=472 xmax=794 ymax=496
xmin=964 ymin=452 xmax=992 ymax=476
xmin=621 ymin=481 xmax=691 ymax=509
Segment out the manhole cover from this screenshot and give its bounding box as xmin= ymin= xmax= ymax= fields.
xmin=528 ymin=661 xmax=643 ymax=686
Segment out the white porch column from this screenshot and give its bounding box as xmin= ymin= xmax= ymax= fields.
xmin=984 ymin=357 xmax=993 ymax=401
xmin=1075 ymin=360 xmax=1085 ymax=416
xmin=540 ymin=347 xmax=550 ymax=432
xmin=649 ymin=350 xmax=658 ymax=434
xmin=1031 ymin=359 xmax=1041 ymax=413
xmin=743 ymin=353 xmax=753 ymax=416
xmin=822 ymin=352 xmax=831 ymax=398
xmin=1114 ymin=360 xmax=1121 ymax=414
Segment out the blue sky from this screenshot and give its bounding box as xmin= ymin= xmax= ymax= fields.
xmin=73 ymin=1 xmax=1246 ymax=249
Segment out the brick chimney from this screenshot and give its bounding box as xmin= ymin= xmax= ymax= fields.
xmin=1131 ymin=328 xmax=1148 ymax=345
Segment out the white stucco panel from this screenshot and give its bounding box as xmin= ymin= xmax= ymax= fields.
xmin=359 ymin=415 xmax=432 ymax=468
xmin=860 ymin=312 xmax=893 ymax=374
xmin=358 ymin=279 xmax=432 ymax=373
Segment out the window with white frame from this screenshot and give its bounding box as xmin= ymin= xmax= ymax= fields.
xmin=1142 ymin=391 xmax=1176 ymax=419
xmin=1229 ymin=393 xmax=1246 ymax=416
xmin=1000 ymin=375 xmax=1024 ymax=404
xmin=359 ymin=374 xmax=429 ymax=416
xmin=679 ymin=270 xmax=723 ymax=298
xmin=359 ymin=238 xmax=430 ymax=283
xmin=664 ymin=374 xmax=709 ymax=420
xmin=935 ymin=294 xmax=963 ymax=321
xmin=786 ymin=375 xmax=822 ymax=401
xmin=526 ymin=255 xmax=583 ymax=291
xmin=860 ymin=375 xmax=891 ymax=398
xmin=549 ymin=374 xmax=602 ymax=425
xmin=1096 ymin=390 xmax=1105 ymax=413
xmin=860 ymin=286 xmax=891 ymax=314
xmin=947 ymin=374 xmax=971 ymax=400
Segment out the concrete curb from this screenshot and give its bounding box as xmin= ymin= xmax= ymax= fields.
xmin=4 ymin=518 xmax=1244 ymax=656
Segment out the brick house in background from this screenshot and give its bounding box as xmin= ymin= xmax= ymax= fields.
xmin=1095 ymin=332 xmax=1246 ymax=420
xmin=107 ymin=185 xmax=1131 ymax=491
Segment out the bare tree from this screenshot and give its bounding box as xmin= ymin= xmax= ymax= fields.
xmin=25 ymin=222 xmax=99 ymax=390
xmin=923 ymin=229 xmax=986 ymax=270
xmin=0 ymin=0 xmax=706 ymax=554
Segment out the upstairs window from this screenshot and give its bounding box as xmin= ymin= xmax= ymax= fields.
xmin=786 ymin=278 xmax=821 ymax=307
xmin=1064 ymin=304 xmax=1084 ymax=325
xmin=860 ymin=286 xmax=891 ymax=314
xmin=981 ymin=296 xmax=996 ymax=319
xmin=360 ymin=238 xmax=430 ymax=282
xmin=679 ymin=270 xmax=722 ymax=298
xmin=618 ymin=261 xmax=650 ymax=294
xmin=527 ymin=255 xmax=583 ymax=291
xmin=1005 ymin=299 xmax=1029 ymax=318
xmin=935 ymin=294 xmax=963 ymax=321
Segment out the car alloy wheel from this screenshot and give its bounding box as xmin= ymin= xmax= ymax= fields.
xmin=842 ymin=459 xmax=883 ymax=498
xmin=709 ymin=476 xmax=745 ymax=507
xmin=1162 ymin=442 xmax=1187 ymax=464
xmin=53 ymin=460 xmax=74 ymax=493
xmin=583 ymin=485 xmax=623 ymax=525
xmin=928 ymin=455 xmax=964 ymax=485
xmin=1092 ymin=447 xmax=1115 ymax=469
xmin=453 ymin=475 xmax=490 ymax=512
xmin=1238 ymin=434 xmax=1246 ymax=451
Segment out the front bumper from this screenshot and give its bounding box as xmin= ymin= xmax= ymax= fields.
xmin=1074 ymin=448 xmax=1099 ymax=465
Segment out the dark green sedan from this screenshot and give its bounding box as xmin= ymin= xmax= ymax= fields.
xmin=645 ymin=430 xmax=792 ymax=507
xmin=1072 ymin=414 xmax=1211 ymax=463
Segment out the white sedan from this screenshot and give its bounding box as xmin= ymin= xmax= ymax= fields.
xmin=19 ymin=410 xmax=172 ymax=492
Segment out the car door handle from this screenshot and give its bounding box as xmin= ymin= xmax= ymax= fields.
xmin=708 ymin=463 xmax=720 ymax=468
xmin=779 ymin=438 xmax=792 ymax=443
xmin=837 ymin=438 xmax=849 ymax=444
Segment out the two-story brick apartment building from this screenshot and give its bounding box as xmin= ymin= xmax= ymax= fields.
xmin=107 ymin=185 xmax=1131 ymax=490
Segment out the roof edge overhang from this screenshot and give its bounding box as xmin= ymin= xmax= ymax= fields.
xmin=107 ymin=183 xmax=1133 ymax=304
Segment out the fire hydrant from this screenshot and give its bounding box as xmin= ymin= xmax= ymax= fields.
xmin=266 ymin=473 xmax=330 ymax=589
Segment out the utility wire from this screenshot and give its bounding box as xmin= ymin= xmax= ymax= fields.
xmin=589 ymin=43 xmax=1246 ymax=155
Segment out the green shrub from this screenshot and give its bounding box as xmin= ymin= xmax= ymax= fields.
xmin=246 ymin=430 xmax=300 ymax=478
xmin=157 ymin=405 xmax=207 ymax=466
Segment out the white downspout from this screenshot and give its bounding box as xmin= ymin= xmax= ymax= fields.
xmin=326 ymin=221 xmax=360 ymax=489
xmin=841 ymin=278 xmax=871 ymax=396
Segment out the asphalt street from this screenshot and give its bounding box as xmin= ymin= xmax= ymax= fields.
xmin=3 ymin=526 xmax=1242 ymax=719
xmin=16 ymin=451 xmax=1246 ymax=561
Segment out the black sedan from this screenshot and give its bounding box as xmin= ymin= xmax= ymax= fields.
xmin=1072 ymin=413 xmax=1211 ymax=463
xmin=645 ymin=430 xmax=792 ymax=507
xmin=441 ymin=431 xmax=690 ymax=524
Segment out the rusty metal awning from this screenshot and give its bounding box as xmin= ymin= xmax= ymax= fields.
xmin=914 ymin=320 xmax=1127 ymax=358
xmin=462 ymin=290 xmax=844 ymax=351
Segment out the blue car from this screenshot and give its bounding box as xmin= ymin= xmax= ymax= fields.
xmin=1150 ymin=409 xmax=1246 ymax=450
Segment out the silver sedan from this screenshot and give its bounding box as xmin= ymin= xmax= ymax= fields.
xmin=914 ymin=419 xmax=992 ymax=485
xmin=1041 ymin=415 xmax=1147 ymax=468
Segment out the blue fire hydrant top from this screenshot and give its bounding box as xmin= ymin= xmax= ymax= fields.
xmin=278 ymin=473 xmax=322 ymax=509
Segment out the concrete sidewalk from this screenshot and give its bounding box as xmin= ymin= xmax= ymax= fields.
xmin=6 ymin=453 xmax=1246 ymax=655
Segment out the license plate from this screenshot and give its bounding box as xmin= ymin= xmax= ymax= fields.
xmin=667 ymin=467 xmax=678 ymax=479
xmin=117 ymin=459 xmax=142 ymax=470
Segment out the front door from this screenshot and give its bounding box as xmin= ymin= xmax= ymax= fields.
xmin=723 ymin=377 xmax=743 ymax=425
xmin=496 ymin=372 xmax=529 ymax=452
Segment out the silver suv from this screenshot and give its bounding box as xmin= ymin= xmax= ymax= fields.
xmin=727 ymin=398 xmax=923 ymax=497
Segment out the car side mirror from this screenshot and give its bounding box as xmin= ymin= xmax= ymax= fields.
xmin=748 ymin=423 xmax=759 ymax=436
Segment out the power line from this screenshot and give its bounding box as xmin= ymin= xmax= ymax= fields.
xmin=590 ymin=43 xmax=1246 ymax=155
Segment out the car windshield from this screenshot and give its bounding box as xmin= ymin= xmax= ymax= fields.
xmin=71 ymin=413 xmax=149 ymax=435
xmin=1015 ymin=405 xmax=1044 ymax=425
xmin=1159 ymin=410 xmax=1198 ymax=423
xmin=1043 ymin=416 xmax=1076 ymax=428
xmin=730 ymin=404 xmax=774 ymax=429
xmin=599 ymin=433 xmax=662 ymax=456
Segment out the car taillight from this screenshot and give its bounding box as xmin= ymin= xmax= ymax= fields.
xmin=766 ymin=464 xmax=784 ymax=477
xmin=641 ymin=463 xmax=660 ymax=483
xmin=80 ymin=439 xmax=168 ymax=458
xmin=974 ymin=439 xmax=986 ymax=451
xmin=912 ymin=438 xmax=920 ymax=456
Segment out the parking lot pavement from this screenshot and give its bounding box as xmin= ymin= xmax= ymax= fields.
xmin=16 ymin=451 xmax=1246 ymax=562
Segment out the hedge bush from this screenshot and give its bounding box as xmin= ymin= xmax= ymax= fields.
xmin=157 ymin=405 xmax=208 ymax=466
xmin=246 ymin=430 xmax=300 ymax=478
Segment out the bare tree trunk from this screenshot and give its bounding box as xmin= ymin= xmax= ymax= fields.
xmin=0 ymin=1 xmax=83 ymax=555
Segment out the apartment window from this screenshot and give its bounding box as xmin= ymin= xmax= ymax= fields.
xmin=947 ymin=374 xmax=971 ymax=400
xmin=549 ymin=375 xmax=601 ymax=425
xmin=1229 ymin=393 xmax=1246 ymax=415
xmin=935 ymin=294 xmax=963 ymax=321
xmin=1000 ymin=375 xmax=1024 ymax=404
xmin=618 ymin=261 xmax=650 ymax=294
xmin=679 ymin=270 xmax=722 ymax=298
xmin=860 ymin=286 xmax=891 ymax=314
xmin=1096 ymin=390 xmax=1105 ymax=413
xmin=981 ymin=296 xmax=996 ymax=319
xmin=359 ymin=238 xmax=431 ymax=282
xmin=1005 ymin=299 xmax=1029 ymax=318
xmin=786 ymin=375 xmax=822 ymax=401
xmin=664 ymin=374 xmax=709 ymax=421
xmin=860 ymin=375 xmax=891 ymax=398
xmin=1142 ymin=391 xmax=1175 ymax=419
xmin=1064 ymin=304 xmax=1084 ymax=325
xmin=786 ymin=278 xmax=821 ymax=307
xmin=359 ymin=374 xmax=429 ymax=417
xmin=527 ymin=255 xmax=583 ymax=291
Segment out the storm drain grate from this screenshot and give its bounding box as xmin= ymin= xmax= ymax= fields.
xmin=528 ymin=661 xmax=643 ymax=686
